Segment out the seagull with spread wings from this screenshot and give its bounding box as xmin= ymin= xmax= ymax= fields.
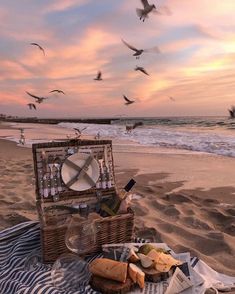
xmin=136 ymin=0 xmax=156 ymax=22
xmin=49 ymin=89 xmax=65 ymax=94
xmin=122 ymin=39 xmax=160 ymax=59
xmin=135 ymin=66 xmax=149 ymax=76
xmin=123 ymin=95 xmax=135 ymax=105
xmin=94 ymin=71 xmax=102 ymax=81
xmin=26 ymin=91 xmax=48 ymax=104
xmin=136 ymin=0 xmax=171 ymax=21
xmin=168 ymin=96 xmax=175 ymax=101
xmin=73 ymin=127 xmax=87 ymax=138
xmin=30 ymin=43 xmax=45 ymax=56
xmin=27 ymin=103 xmax=37 ymax=110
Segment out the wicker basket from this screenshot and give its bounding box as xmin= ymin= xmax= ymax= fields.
xmin=32 ymin=139 xmax=134 ymax=263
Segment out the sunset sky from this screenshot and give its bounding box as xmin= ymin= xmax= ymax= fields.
xmin=1 ymin=0 xmax=235 ymax=118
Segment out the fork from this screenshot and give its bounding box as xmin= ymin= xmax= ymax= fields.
xmin=54 ymin=156 xmax=63 ymax=192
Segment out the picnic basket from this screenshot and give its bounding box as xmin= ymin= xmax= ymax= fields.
xmin=32 ymin=139 xmax=134 ymax=263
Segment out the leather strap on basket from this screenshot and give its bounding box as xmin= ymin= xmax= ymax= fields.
xmin=65 ymin=156 xmax=95 ymax=187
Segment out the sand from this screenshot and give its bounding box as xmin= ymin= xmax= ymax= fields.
xmin=0 ymin=132 xmax=234 ymax=285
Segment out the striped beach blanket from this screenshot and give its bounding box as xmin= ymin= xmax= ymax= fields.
xmin=1 ymin=222 xmax=234 ymax=294
xmin=0 ymin=221 xmax=99 ymax=294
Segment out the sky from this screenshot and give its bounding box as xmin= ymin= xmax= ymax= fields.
xmin=1 ymin=0 xmax=235 ymax=118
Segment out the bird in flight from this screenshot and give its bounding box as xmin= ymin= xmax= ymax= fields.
xmin=136 ymin=0 xmax=171 ymax=21
xmin=26 ymin=91 xmax=48 ymax=104
xmin=122 ymin=39 xmax=160 ymax=59
xmin=168 ymin=96 xmax=175 ymax=101
xmin=49 ymin=89 xmax=65 ymax=94
xmin=135 ymin=66 xmax=149 ymax=76
xmin=73 ymin=127 xmax=87 ymax=133
xmin=123 ymin=95 xmax=135 ymax=105
xmin=73 ymin=127 xmax=87 ymax=138
xmin=136 ymin=0 xmax=156 ymax=22
xmin=30 ymin=43 xmax=45 ymax=56
xmin=94 ymin=71 xmax=102 ymax=81
xmin=27 ymin=103 xmax=36 ymax=110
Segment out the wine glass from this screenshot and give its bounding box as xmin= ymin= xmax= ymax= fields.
xmin=65 ymin=214 xmax=100 ymax=257
xmin=24 ymin=249 xmax=42 ymax=271
xmin=51 ymin=253 xmax=90 ymax=292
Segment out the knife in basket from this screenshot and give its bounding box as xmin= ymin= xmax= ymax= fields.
xmin=65 ymin=156 xmax=95 ymax=188
xmin=104 ymin=146 xmax=112 ymax=188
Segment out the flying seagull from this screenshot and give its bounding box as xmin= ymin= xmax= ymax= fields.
xmin=73 ymin=127 xmax=87 ymax=134
xmin=122 ymin=39 xmax=160 ymax=59
xmin=27 ymin=103 xmax=36 ymax=110
xmin=228 ymin=106 xmax=235 ymax=118
xmin=94 ymin=71 xmax=102 ymax=81
xmin=50 ymin=89 xmax=65 ymax=94
xmin=136 ymin=0 xmax=171 ymax=21
xmin=135 ymin=66 xmax=149 ymax=76
xmin=126 ymin=122 xmax=143 ymax=133
xmin=73 ymin=127 xmax=87 ymax=138
xmin=123 ymin=95 xmax=135 ymax=105
xmin=168 ymin=96 xmax=175 ymax=101
xmin=30 ymin=43 xmax=45 ymax=56
xmin=136 ymin=0 xmax=156 ymax=22
xmin=26 ymin=91 xmax=48 ymax=104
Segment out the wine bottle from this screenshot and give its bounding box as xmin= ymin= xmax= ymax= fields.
xmin=101 ymin=179 xmax=136 ymax=216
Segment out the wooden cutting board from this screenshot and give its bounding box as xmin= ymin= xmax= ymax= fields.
xmin=90 ymin=275 xmax=134 ymax=294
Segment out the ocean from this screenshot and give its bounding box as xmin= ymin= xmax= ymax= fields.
xmin=1 ymin=116 xmax=235 ymax=158
xmin=59 ymin=116 xmax=235 ymax=158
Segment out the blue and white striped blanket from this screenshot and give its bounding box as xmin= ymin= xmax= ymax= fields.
xmin=0 ymin=221 xmax=98 ymax=294
xmin=1 ymin=222 xmax=234 ymax=294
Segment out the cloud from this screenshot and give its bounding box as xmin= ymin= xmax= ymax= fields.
xmin=45 ymin=0 xmax=90 ymax=12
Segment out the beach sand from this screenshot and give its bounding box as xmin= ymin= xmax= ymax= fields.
xmin=0 ymin=133 xmax=234 ymax=283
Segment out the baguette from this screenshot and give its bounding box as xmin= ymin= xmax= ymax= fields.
xmin=128 ymin=263 xmax=145 ymax=289
xmin=89 ymin=258 xmax=128 ymax=283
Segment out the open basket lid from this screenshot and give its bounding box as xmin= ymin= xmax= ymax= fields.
xmin=32 ymin=139 xmax=116 ymax=202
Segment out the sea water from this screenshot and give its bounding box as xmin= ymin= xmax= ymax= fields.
xmin=1 ymin=116 xmax=235 ymax=158
xmin=59 ymin=116 xmax=235 ymax=158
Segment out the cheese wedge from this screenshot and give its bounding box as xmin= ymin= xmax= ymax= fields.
xmin=128 ymin=263 xmax=145 ymax=289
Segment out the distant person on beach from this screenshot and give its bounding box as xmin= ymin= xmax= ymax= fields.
xmin=19 ymin=129 xmax=25 ymax=145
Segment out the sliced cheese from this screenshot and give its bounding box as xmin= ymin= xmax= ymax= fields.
xmin=128 ymin=263 xmax=145 ymax=289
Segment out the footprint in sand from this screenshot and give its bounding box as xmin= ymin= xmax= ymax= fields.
xmin=132 ymin=205 xmax=149 ymax=217
xmin=162 ymin=193 xmax=193 ymax=204
xmin=10 ymin=180 xmax=22 ymax=185
xmin=22 ymin=164 xmax=32 ymax=169
xmin=1 ymin=185 xmax=18 ymax=190
xmin=224 ymin=224 xmax=235 ymax=236
xmin=202 ymin=208 xmax=233 ymax=226
xmin=225 ymin=208 xmax=235 ymax=216
xmin=181 ymin=216 xmax=213 ymax=230
xmin=202 ymin=198 xmax=220 ymax=205
xmin=135 ymin=227 xmax=162 ymax=242
xmin=163 ymin=206 xmax=180 ymax=218
xmin=151 ymin=200 xmax=166 ymax=211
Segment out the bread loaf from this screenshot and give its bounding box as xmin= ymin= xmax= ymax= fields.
xmin=89 ymin=258 xmax=128 ymax=283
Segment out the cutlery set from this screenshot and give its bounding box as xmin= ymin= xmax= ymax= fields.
xmin=38 ymin=152 xmax=65 ymax=198
xmin=36 ymin=144 xmax=114 ymax=199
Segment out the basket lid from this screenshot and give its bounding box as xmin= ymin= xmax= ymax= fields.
xmin=32 ymin=139 xmax=116 ymax=202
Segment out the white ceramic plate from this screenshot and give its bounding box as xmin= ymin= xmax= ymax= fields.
xmin=61 ymin=153 xmax=99 ymax=191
